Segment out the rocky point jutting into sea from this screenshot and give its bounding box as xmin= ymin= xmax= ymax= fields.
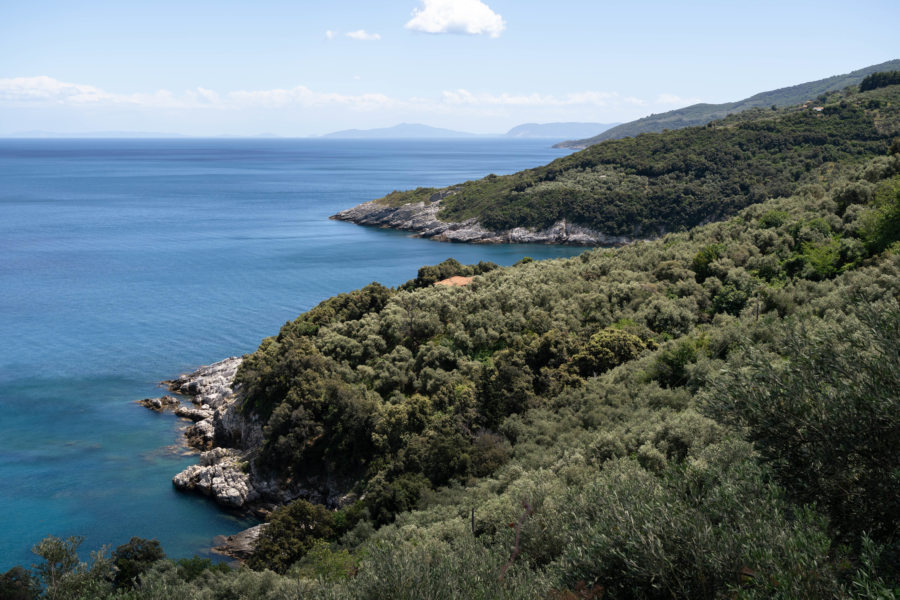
xmin=330 ymin=192 xmax=635 ymax=246
xmin=139 ymin=357 xmax=358 ymax=558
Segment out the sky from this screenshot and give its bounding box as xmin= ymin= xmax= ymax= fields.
xmin=0 ymin=0 xmax=898 ymax=136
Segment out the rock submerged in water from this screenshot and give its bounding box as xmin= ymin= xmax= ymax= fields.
xmin=331 ymin=195 xmax=635 ymax=246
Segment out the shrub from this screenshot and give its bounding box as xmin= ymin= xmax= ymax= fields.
xmin=0 ymin=567 xmax=39 ymax=600
xmin=112 ymin=537 xmax=165 ymax=589
xmin=570 ymin=327 xmax=646 ymax=376
xmin=704 ymin=304 xmax=900 ymax=545
xmin=248 ymin=500 xmax=336 ymax=574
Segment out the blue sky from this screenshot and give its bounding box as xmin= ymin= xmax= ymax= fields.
xmin=1 ymin=0 xmax=897 ymax=136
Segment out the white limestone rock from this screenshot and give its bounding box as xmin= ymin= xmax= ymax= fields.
xmin=331 ymin=196 xmax=635 ymax=246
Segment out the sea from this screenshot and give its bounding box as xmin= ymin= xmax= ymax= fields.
xmin=0 ymin=137 xmax=588 ymax=570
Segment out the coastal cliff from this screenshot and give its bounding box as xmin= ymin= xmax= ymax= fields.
xmin=330 ymin=195 xmax=634 ymax=246
xmin=142 ymin=357 xmax=352 ymax=517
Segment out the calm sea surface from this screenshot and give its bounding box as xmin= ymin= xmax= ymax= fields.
xmin=0 ymin=138 xmax=586 ymax=569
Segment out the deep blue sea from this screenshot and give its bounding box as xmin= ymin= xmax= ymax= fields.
xmin=0 ymin=138 xmax=586 ymax=569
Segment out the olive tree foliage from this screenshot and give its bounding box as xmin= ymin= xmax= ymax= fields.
xmin=703 ymin=302 xmax=900 ymax=547
xmin=29 ymin=535 xmax=115 ymax=600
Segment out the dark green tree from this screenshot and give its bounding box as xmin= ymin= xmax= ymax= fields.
xmin=248 ymin=500 xmax=335 ymax=574
xmin=112 ymin=537 xmax=165 ymax=589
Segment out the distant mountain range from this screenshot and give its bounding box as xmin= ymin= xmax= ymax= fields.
xmin=556 ymin=58 xmax=900 ymax=148
xmin=3 ymin=122 xmax=622 ymax=141
xmin=319 ymin=122 xmax=619 ymax=140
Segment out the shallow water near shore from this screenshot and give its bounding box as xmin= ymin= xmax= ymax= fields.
xmin=0 ymin=138 xmax=586 ymax=569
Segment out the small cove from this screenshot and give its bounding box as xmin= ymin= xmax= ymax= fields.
xmin=0 ymin=138 xmax=588 ymax=569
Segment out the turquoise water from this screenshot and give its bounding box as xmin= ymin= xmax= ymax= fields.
xmin=0 ymin=138 xmax=586 ymax=569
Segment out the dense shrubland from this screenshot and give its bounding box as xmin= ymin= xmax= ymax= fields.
xmin=5 ymin=88 xmax=900 ymax=599
xmin=379 ymin=84 xmax=900 ymax=238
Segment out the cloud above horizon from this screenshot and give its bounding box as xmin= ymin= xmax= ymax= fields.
xmin=406 ymin=0 xmax=505 ymax=38
xmin=0 ymin=75 xmax=703 ymax=135
xmin=441 ymin=89 xmax=646 ymax=108
xmin=656 ymin=92 xmax=703 ymax=105
xmin=346 ymin=29 xmax=381 ymax=41
xmin=0 ymin=77 xmax=662 ymax=113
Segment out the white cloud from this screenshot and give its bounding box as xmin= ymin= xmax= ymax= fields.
xmin=655 ymin=92 xmax=702 ymax=106
xmin=0 ymin=76 xmax=395 ymax=111
xmin=325 ymin=30 xmax=337 ymax=40
xmin=228 ymin=86 xmax=394 ymax=110
xmin=346 ymin=29 xmax=381 ymax=41
xmin=0 ymin=76 xmax=192 ymax=108
xmin=0 ymin=75 xmax=681 ymax=125
xmin=440 ymin=88 xmax=645 ymax=108
xmin=187 ymin=87 xmax=221 ymax=104
xmin=0 ymin=76 xmax=117 ymax=104
xmin=406 ymin=0 xmax=505 ymax=38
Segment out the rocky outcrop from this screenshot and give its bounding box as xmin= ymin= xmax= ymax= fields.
xmin=137 ymin=395 xmax=180 ymax=411
xmin=331 ymin=195 xmax=635 ymax=246
xmin=163 ymin=357 xmax=271 ymax=511
xmin=212 ymin=524 xmax=269 ymax=561
xmin=173 ymin=447 xmax=256 ymax=508
xmin=162 ymin=357 xmax=350 ymax=515
xmin=174 ymin=405 xmax=213 ymax=422
xmin=165 ymin=357 xmax=242 ymax=408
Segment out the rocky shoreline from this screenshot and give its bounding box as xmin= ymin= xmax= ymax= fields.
xmin=330 ymin=194 xmax=635 ymax=246
xmin=139 ymin=357 xmax=359 ymax=559
xmin=139 ymin=356 xmax=300 ymax=515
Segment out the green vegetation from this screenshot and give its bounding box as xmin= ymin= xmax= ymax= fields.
xmin=376 ymin=83 xmax=900 ymax=240
xmin=6 ymin=84 xmax=900 ymax=600
xmin=558 ymin=59 xmax=900 ymax=147
xmin=860 ymin=71 xmax=900 ymax=92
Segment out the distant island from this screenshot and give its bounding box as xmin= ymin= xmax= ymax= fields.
xmin=4 ymin=122 xmax=621 ymax=141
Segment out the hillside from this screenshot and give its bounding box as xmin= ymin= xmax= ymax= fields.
xmin=5 ymin=80 xmax=900 ymax=600
xmin=504 ymin=122 xmax=619 ymax=139
xmin=334 ymin=83 xmax=900 ymax=243
xmin=557 ymin=58 xmax=900 ymax=148
xmin=13 ymin=137 xmax=898 ymax=599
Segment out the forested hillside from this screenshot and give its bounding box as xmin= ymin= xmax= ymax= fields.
xmin=556 ymin=58 xmax=900 ymax=148
xmin=372 ymin=83 xmax=900 ymax=241
xmin=4 ymin=88 xmax=900 ymax=600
